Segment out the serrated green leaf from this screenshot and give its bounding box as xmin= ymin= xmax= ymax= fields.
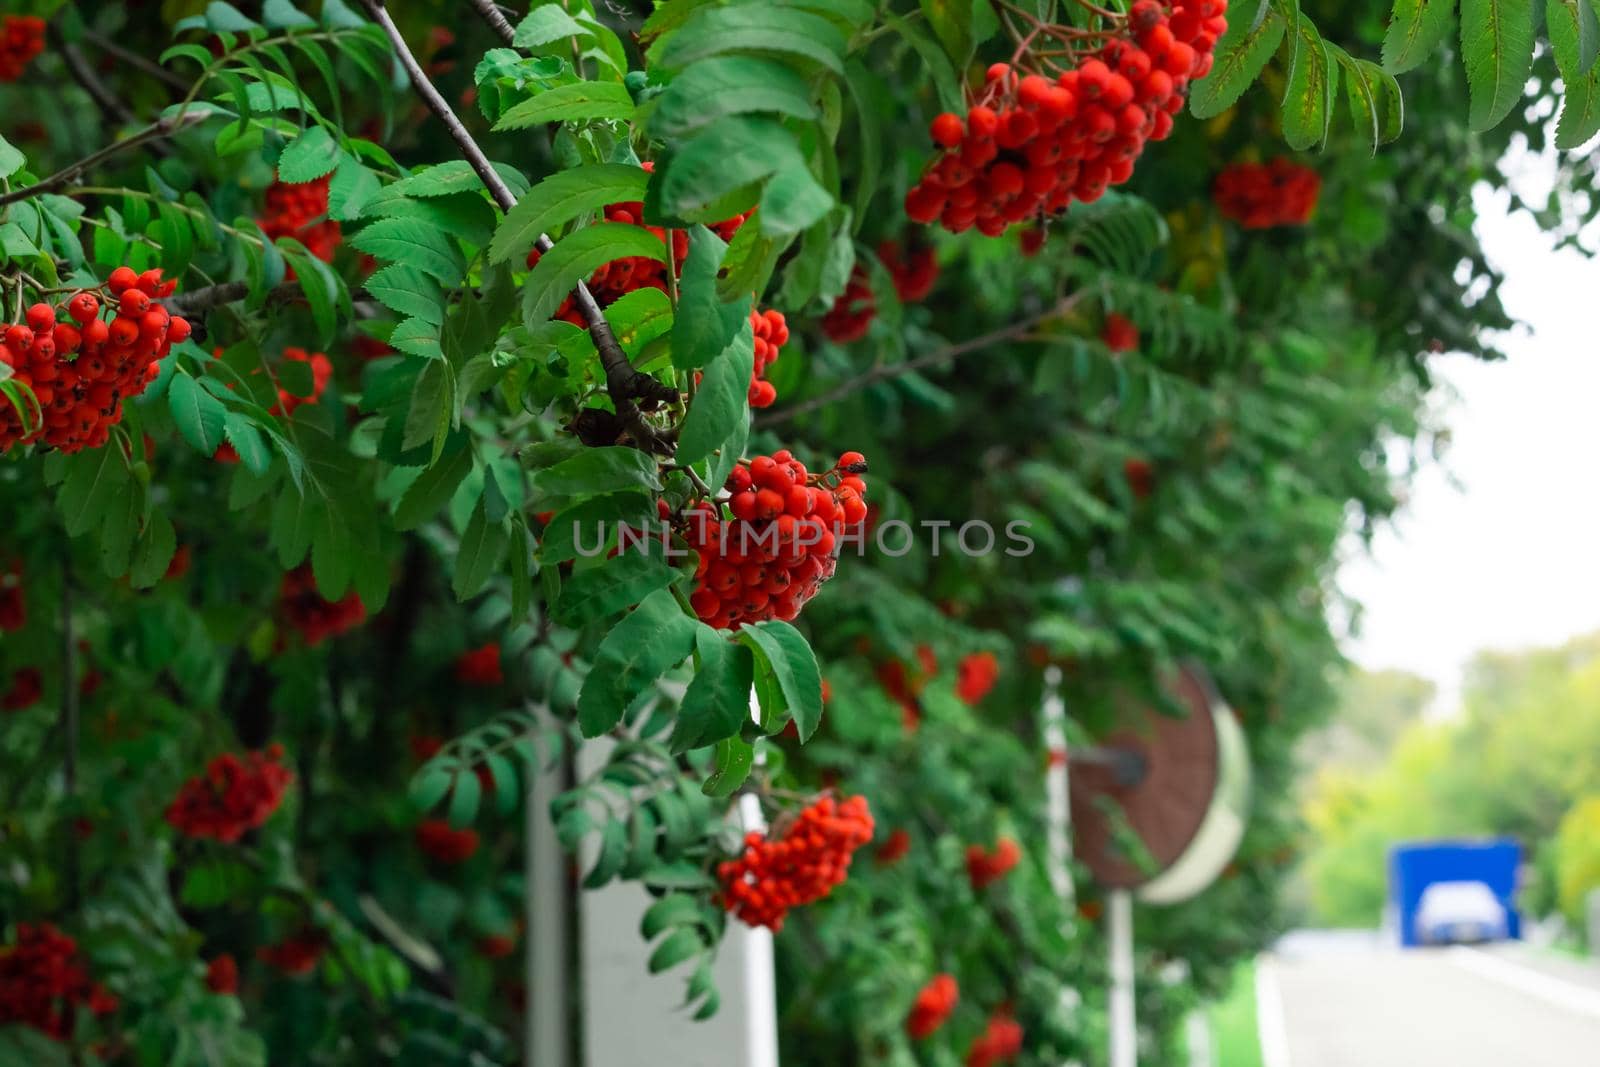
xmin=528 ymin=446 xmax=663 ymax=498
xmin=513 ymin=5 xmax=587 ymax=47
xmin=1191 ymin=4 xmax=1285 ymax=118
xmin=453 ymin=494 xmax=510 ymax=601
xmin=1281 ymin=20 xmax=1337 ymax=149
xmin=521 ymin=222 xmax=666 ymax=326
xmin=223 ymin=413 xmax=272 ymax=474
xmin=1381 ymin=0 xmax=1455 ymax=73
xmin=169 ymin=374 xmax=228 ymax=453
xmin=1461 ymin=0 xmax=1536 ymax=131
xmin=738 ymin=620 xmax=824 ymax=741
xmin=277 ymin=125 xmax=339 ymax=182
xmin=1549 ymin=0 xmax=1600 ymax=85
xmin=649 ymin=57 xmax=818 ymax=139
xmin=1556 ymin=62 xmax=1600 ymax=146
xmin=654 ymin=6 xmax=846 ymax=74
xmin=539 ymin=491 xmax=655 ymax=564
xmin=489 ymin=164 xmax=650 ymax=264
xmin=575 ymin=589 xmax=698 ymax=736
xmin=350 ymin=217 xmax=465 ymax=283
xmin=0 ymin=135 xmax=23 ymax=181
xmin=676 ymin=319 xmax=754 ymax=467
xmin=494 ymin=82 xmax=636 ymax=130
xmin=366 ymin=265 xmax=446 ymax=324
xmin=702 ymin=735 xmax=754 ymax=797
xmin=671 ymin=226 xmax=750 ymax=371
xmin=555 ymin=552 xmax=681 ymax=629
xmin=670 ymin=629 xmax=754 ymax=754
xmin=395 ymin=445 xmax=474 ymax=530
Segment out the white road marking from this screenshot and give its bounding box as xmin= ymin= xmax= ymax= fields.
xmin=1255 ymin=955 xmax=1295 ymax=1067
xmin=1449 ymin=946 xmax=1600 ymax=1023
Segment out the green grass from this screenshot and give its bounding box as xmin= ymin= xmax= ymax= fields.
xmin=1210 ymin=959 xmax=1265 ymax=1067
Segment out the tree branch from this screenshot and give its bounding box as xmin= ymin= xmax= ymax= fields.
xmin=753 ymin=293 xmax=1091 ymax=429
xmin=51 ymin=25 xmax=140 ymax=131
xmin=82 ymin=30 xmax=191 ymax=92
xmin=0 ymin=111 xmax=208 ymax=209
xmin=464 ymin=0 xmax=518 ymax=45
xmin=362 ymin=0 xmax=677 ymax=453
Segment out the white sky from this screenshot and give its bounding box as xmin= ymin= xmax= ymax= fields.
xmin=1335 ymin=146 xmax=1600 ymax=719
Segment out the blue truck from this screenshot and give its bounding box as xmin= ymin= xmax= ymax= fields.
xmin=1389 ymin=839 xmax=1522 ymax=948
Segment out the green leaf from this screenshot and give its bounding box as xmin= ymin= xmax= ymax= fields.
xmin=169 ymin=375 xmax=227 ymax=454
xmin=1281 ymin=19 xmax=1337 ymax=149
xmin=576 ymin=589 xmax=698 ymax=737
xmin=129 ymin=510 xmax=178 ymax=589
xmin=702 ymin=735 xmax=755 ymax=797
xmin=653 ymin=118 xmax=793 ymax=223
xmin=489 ymin=163 xmax=650 ymax=264
xmin=675 ymin=319 xmax=754 ymax=467
xmin=670 ymin=629 xmax=754 ymax=754
xmin=513 ymin=5 xmax=587 ymax=47
xmin=448 ymin=768 xmax=482 ymax=827
xmin=540 ymin=491 xmax=655 ymax=564
xmin=277 ymin=125 xmax=339 ymax=182
xmin=1191 ymin=4 xmax=1285 ymax=118
xmin=641 ymin=893 xmax=703 ymax=939
xmin=649 ymin=57 xmax=819 ymax=139
xmin=454 ymin=494 xmax=510 ymax=601
xmin=647 ymin=927 xmax=704 ymax=974
xmin=1381 ymin=0 xmax=1456 ymax=73
xmin=738 ymin=620 xmax=824 ymax=741
xmin=521 ymin=222 xmax=666 ymax=326
xmin=223 ymin=413 xmax=272 ymax=474
xmin=395 ymin=445 xmax=474 ymax=529
xmin=366 ymin=265 xmax=446 ymax=324
xmin=60 ymin=448 xmax=128 ymax=539
xmin=653 ymin=6 xmax=846 ymax=75
xmin=758 ymin=164 xmax=834 ymax=237
xmin=278 ymin=238 xmax=344 ymax=345
xmin=583 ymin=818 xmax=629 ymax=888
xmin=494 ymin=82 xmax=636 ymax=130
xmin=529 ymin=446 xmax=664 ymax=499
xmin=350 ymin=217 xmax=465 ymax=284
xmin=671 ymin=227 xmax=751 ymax=371
xmin=263 ymin=0 xmax=316 ymax=29
xmin=1460 ymin=0 xmax=1536 ymax=131
xmin=554 ymin=552 xmax=681 ymax=628
xmin=386 ymin=159 xmax=530 ymax=200
xmin=1549 ymin=0 xmax=1600 ymax=84
xmin=0 ymin=134 xmax=23 ymax=180
xmin=1556 ymin=63 xmax=1600 ymax=146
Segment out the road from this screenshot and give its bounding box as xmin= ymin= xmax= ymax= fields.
xmin=1265 ymin=933 xmax=1600 ymax=1066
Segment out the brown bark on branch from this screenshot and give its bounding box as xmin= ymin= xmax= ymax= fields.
xmin=0 ymin=111 xmax=208 ymax=209
xmin=465 ymin=0 xmax=518 ymax=45
xmin=361 ymin=0 xmax=677 ymax=453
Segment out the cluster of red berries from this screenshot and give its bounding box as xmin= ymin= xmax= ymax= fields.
xmin=906 ymin=1 xmax=1228 ymax=236
xmin=0 ymin=923 xmax=117 ymax=1040
xmin=257 ymin=930 xmax=326 ymax=976
xmin=1213 ymin=158 xmax=1321 ymax=228
xmin=1101 ymin=312 xmax=1140 ymax=354
xmin=880 ymin=240 xmax=940 ymax=303
xmin=718 ymin=794 xmax=874 ymax=931
xmin=0 ymin=562 xmax=23 ymax=631
xmin=747 ymin=308 xmax=789 ymax=408
xmin=205 ymin=954 xmax=239 ymax=995
xmin=165 ymin=745 xmax=294 ymax=843
xmin=878 ymin=644 xmax=939 ymax=731
xmin=454 ymin=642 xmax=503 ymax=686
xmin=876 ymin=827 xmax=912 ymax=865
xmin=259 ymin=174 xmax=341 ymax=263
xmin=967 ymin=1013 xmax=1025 ymax=1067
xmin=278 ymin=565 xmax=367 ymax=646
xmin=0 ymin=269 xmax=192 ymax=455
xmin=682 ymin=451 xmax=868 ymax=630
xmin=0 ymin=16 xmax=45 ymax=82
xmin=1123 ymin=456 xmax=1155 ymax=500
xmin=821 ymin=267 xmax=876 ymax=344
xmin=907 ymin=973 xmax=960 ymax=1039
xmin=966 ymin=837 xmax=1022 ymax=889
xmin=416 ymin=818 xmax=480 ymax=864
xmin=2 ymin=667 xmax=41 ymax=711
xmin=956 ymin=651 xmax=1000 ymax=705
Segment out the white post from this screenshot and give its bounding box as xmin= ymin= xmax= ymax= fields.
xmin=527 ymin=752 xmax=570 ymax=1067
xmin=737 ymin=791 xmax=781 ymax=1067
xmin=1041 ymin=666 xmax=1075 ymax=909
xmin=1109 ymin=889 xmax=1138 ymax=1067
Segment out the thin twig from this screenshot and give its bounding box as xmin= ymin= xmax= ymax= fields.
xmin=52 ymin=25 xmax=139 ymax=130
xmin=426 ymin=0 xmax=679 ymax=452
xmin=753 ymin=293 xmax=1090 ymax=429
xmin=0 ymin=111 xmax=209 ymax=209
xmin=465 ymin=0 xmax=518 ymax=44
xmin=82 ymin=30 xmax=192 ymax=91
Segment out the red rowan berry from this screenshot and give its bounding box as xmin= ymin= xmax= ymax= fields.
xmin=930 ymin=111 xmax=964 ymax=147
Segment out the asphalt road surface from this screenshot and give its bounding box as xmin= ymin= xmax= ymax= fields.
xmin=1266 ymin=933 xmax=1600 ymax=1066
